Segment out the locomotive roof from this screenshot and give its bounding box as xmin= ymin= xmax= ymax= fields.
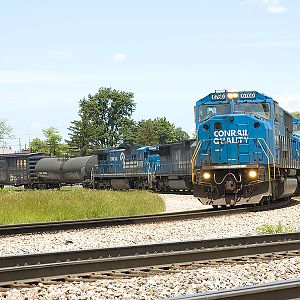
xmin=197 ymin=91 xmax=272 ymax=104
xmin=158 ymin=139 xmax=196 ymax=147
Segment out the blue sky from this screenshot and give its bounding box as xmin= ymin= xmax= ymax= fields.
xmin=1 ymin=0 xmax=300 ymax=150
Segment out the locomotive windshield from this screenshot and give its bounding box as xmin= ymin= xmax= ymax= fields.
xmin=234 ymin=102 xmax=270 ymax=119
xmin=199 ymin=104 xmax=231 ymax=121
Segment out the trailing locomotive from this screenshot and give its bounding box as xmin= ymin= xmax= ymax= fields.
xmin=192 ymin=90 xmax=300 ymax=207
xmin=92 ymin=140 xmax=194 ymax=191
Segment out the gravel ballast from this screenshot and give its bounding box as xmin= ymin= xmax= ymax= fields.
xmin=1 ymin=256 xmax=299 ymax=299
xmin=0 ymin=195 xmax=299 ymax=300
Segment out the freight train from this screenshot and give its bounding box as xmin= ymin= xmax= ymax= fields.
xmin=192 ymin=90 xmax=300 ymax=207
xmin=1 ymin=90 xmax=300 ymax=208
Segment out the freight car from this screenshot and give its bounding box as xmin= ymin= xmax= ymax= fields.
xmin=35 ymin=155 xmax=97 ymax=188
xmin=192 ymin=90 xmax=300 ymax=207
xmin=0 ymin=153 xmax=50 ymax=188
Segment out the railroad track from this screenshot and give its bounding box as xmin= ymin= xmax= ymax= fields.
xmin=1 ymin=231 xmax=300 ymax=288
xmin=0 ymin=198 xmax=293 ymax=236
xmin=167 ymin=279 xmax=300 ymax=300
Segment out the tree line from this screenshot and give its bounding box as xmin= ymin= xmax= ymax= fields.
xmin=3 ymin=88 xmax=299 ymax=157
xmin=28 ymin=87 xmax=189 ymax=157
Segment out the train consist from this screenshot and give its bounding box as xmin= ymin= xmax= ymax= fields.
xmin=1 ymin=90 xmax=300 ymax=207
xmin=0 ymin=140 xmax=195 ymax=191
xmin=192 ymin=90 xmax=300 ymax=207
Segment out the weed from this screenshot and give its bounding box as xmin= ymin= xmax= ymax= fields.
xmin=256 ymin=222 xmax=295 ymax=234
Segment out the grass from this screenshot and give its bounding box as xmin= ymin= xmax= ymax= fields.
xmin=0 ymin=188 xmax=165 ymax=224
xmin=256 ymin=221 xmax=295 ymax=234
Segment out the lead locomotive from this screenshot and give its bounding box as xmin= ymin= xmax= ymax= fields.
xmin=192 ymin=91 xmax=300 ymax=207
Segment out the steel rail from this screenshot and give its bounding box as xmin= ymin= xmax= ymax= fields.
xmin=0 ymin=232 xmax=300 ymax=286
xmin=0 ymin=208 xmax=249 ymax=236
xmin=166 ymin=279 xmax=300 ymax=300
xmin=0 ymin=198 xmax=292 ymax=236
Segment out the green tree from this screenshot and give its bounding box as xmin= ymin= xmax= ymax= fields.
xmin=135 ymin=117 xmax=190 ymax=145
xmin=67 ymin=120 xmax=88 ymax=156
xmin=119 ymin=119 xmax=138 ymax=147
xmin=68 ymin=87 xmax=136 ymax=152
xmin=135 ymin=119 xmax=159 ymax=145
xmin=291 ymin=112 xmax=300 ymax=119
xmin=173 ymin=127 xmax=190 ymax=141
xmin=29 ymin=138 xmax=47 ymax=153
xmin=43 ymin=127 xmax=66 ymax=157
xmin=30 ymin=127 xmax=67 ymax=157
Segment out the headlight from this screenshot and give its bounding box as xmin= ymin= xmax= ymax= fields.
xmin=248 ymin=170 xmax=257 ymax=178
xmin=203 ymin=172 xmax=211 ymax=180
xmin=227 ymin=92 xmax=238 ymax=100
xmin=227 ymin=93 xmax=234 ymax=100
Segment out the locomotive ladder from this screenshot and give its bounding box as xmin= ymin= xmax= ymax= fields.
xmin=256 ymin=138 xmax=276 ymax=180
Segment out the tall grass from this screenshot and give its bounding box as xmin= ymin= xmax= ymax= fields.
xmin=0 ymin=188 xmax=165 ymax=224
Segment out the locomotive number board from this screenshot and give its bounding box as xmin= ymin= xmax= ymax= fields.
xmin=211 ymin=92 xmax=256 ymax=100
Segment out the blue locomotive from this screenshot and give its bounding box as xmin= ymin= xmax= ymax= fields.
xmin=92 ymin=140 xmax=194 ymax=191
xmin=192 ymin=90 xmax=300 ymax=207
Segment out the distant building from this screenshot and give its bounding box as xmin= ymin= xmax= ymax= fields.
xmin=0 ymin=147 xmax=13 ymax=154
xmin=20 ymin=149 xmax=31 ymax=154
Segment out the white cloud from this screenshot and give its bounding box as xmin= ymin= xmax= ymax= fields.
xmin=267 ymin=4 xmax=287 ymax=13
xmin=245 ymin=0 xmax=288 ymax=13
xmin=113 ymin=53 xmax=126 ymax=61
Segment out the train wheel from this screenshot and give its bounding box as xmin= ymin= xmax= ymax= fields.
xmin=212 ymin=205 xmax=218 ymax=209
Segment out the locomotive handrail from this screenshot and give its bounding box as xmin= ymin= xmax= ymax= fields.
xmin=257 ymin=139 xmax=271 ymax=182
xmin=191 ymin=140 xmax=202 ymax=183
xmin=257 ymin=138 xmax=276 ymax=180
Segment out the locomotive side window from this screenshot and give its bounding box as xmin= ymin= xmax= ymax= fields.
xmin=294 ymin=123 xmax=300 ymax=134
xmin=234 ymin=102 xmax=270 ymax=120
xmin=198 ymin=104 xmax=230 ymax=121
